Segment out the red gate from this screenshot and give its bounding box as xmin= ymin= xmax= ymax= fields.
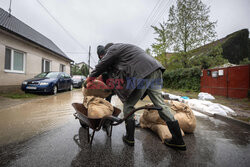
xmin=200 ymin=64 xmax=250 ymax=98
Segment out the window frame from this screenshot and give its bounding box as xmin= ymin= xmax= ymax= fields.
xmin=59 ymin=64 xmax=65 ymax=72
xmin=4 ymin=47 xmax=26 ymax=74
xmin=42 ymin=58 xmax=51 ymax=73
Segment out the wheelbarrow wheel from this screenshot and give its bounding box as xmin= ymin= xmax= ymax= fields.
xmin=79 ymin=120 xmax=88 ymax=128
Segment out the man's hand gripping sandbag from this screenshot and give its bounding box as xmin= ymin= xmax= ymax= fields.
xmin=82 ymin=77 xmax=112 ymax=98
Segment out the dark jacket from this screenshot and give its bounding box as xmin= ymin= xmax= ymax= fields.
xmin=89 ymin=43 xmax=165 ymax=102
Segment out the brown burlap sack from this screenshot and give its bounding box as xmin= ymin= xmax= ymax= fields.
xmin=143 ymin=109 xmax=166 ymax=125
xmin=83 ymin=96 xmax=114 ymax=119
xmin=83 ymin=96 xmax=94 ymax=109
xmin=140 ymin=115 xmax=154 ymax=128
xmin=140 ymin=114 xmax=185 ymax=143
xmin=151 ymin=124 xmax=184 ymax=143
xmin=171 ymin=101 xmax=196 ymax=133
xmin=82 ymin=80 xmax=112 ymax=98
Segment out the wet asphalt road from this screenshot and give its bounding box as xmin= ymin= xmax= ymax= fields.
xmin=0 ymin=90 xmax=250 ymax=167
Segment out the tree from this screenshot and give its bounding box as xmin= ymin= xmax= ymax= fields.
xmin=80 ymin=64 xmax=89 ymax=76
xmin=151 ymin=23 xmax=170 ymax=68
xmin=71 ymin=64 xmax=89 ymax=76
xmin=71 ymin=64 xmax=81 ymax=75
xmin=151 ymin=22 xmax=169 ymax=55
xmin=145 ymin=48 xmax=152 ymax=56
xmin=153 ymin=0 xmax=217 ymax=53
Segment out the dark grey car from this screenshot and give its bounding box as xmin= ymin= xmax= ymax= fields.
xmin=72 ymin=75 xmax=86 ymax=88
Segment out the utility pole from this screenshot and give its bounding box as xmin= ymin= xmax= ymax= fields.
xmin=8 ymin=0 xmax=12 ymax=16
xmin=88 ymin=46 xmax=91 ymax=75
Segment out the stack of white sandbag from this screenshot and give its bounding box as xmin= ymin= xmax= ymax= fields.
xmin=198 ymin=92 xmax=215 ymax=100
xmin=184 ymin=99 xmax=235 ymax=116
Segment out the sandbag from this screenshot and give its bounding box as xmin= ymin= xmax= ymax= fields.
xmin=142 ymin=109 xmax=166 ymax=125
xmin=140 ymin=115 xmax=154 ymax=129
xmin=140 ymin=109 xmax=184 ymax=143
xmin=82 ymin=80 xmax=112 ymax=98
xmin=171 ymin=101 xmax=196 ymax=133
xmin=140 ymin=114 xmax=184 ymax=143
xmin=83 ymin=96 xmax=114 ymax=119
xmin=151 ymin=124 xmax=184 ymax=143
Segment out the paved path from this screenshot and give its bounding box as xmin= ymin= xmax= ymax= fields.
xmin=0 ymin=90 xmax=249 ymax=167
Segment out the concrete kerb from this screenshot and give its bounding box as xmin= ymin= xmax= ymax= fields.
xmin=214 ymin=114 xmax=250 ymax=129
xmin=193 ymin=109 xmax=250 ymax=129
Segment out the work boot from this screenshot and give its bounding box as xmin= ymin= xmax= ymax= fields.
xmin=123 ymin=119 xmax=135 ymax=146
xmin=164 ymin=120 xmax=186 ymax=151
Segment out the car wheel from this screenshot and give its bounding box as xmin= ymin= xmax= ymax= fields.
xmin=69 ymin=84 xmax=73 ymax=91
xmin=52 ymin=85 xmax=57 ymax=95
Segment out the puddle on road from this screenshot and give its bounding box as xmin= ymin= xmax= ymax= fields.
xmin=0 ymin=90 xmax=83 ymax=146
xmin=0 ymin=90 xmax=209 ymax=147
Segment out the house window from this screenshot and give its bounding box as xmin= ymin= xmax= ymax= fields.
xmin=42 ymin=59 xmax=51 ymax=72
xmin=59 ymin=64 xmax=65 ymax=72
xmin=4 ymin=47 xmax=25 ymax=73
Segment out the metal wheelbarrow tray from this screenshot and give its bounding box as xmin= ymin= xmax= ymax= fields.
xmin=72 ymin=103 xmax=161 ymax=145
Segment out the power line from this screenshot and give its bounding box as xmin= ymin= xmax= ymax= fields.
xmin=65 ymin=51 xmax=89 ymax=54
xmin=134 ymin=0 xmax=161 ymax=40
xmin=135 ymin=0 xmax=168 ymax=43
xmin=134 ymin=0 xmax=163 ymax=42
xmin=36 ymin=0 xmax=88 ymax=52
xmin=36 ymin=0 xmax=98 ymax=66
xmin=136 ymin=0 xmax=172 ymax=44
xmin=152 ymin=0 xmax=171 ymax=25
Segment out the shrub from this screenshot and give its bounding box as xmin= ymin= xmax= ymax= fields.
xmin=163 ymin=67 xmax=201 ymax=91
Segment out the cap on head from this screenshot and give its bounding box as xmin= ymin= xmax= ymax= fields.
xmin=104 ymin=43 xmax=114 ymax=50
xmin=97 ymin=45 xmax=105 ymax=59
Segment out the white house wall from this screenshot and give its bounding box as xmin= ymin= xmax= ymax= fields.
xmin=0 ymin=30 xmax=71 ymax=86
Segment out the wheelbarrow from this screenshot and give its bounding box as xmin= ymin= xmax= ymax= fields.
xmin=72 ymin=103 xmax=161 ymax=145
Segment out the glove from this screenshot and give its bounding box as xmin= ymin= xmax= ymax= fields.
xmin=84 ymin=77 xmax=96 ymax=88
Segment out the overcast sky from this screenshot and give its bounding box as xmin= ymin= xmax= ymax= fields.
xmin=0 ymin=0 xmax=249 ymax=67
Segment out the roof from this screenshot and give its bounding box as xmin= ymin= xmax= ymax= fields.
xmin=76 ymin=61 xmax=93 ymax=69
xmin=0 ymin=8 xmax=73 ymax=62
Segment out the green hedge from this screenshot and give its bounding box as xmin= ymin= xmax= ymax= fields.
xmin=163 ymin=67 xmax=201 ymax=91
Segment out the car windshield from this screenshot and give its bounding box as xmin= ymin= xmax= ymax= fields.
xmin=35 ymin=72 xmax=59 ymax=78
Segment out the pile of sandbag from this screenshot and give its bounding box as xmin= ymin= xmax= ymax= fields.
xmin=140 ymin=101 xmax=196 ymax=142
xmin=82 ymin=78 xmax=113 ymax=119
xmin=170 ymin=101 xmax=196 ymax=133
xmin=82 ymin=78 xmax=112 ymax=98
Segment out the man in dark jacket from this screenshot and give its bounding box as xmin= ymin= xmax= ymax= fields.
xmin=88 ymin=43 xmax=186 ymax=150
